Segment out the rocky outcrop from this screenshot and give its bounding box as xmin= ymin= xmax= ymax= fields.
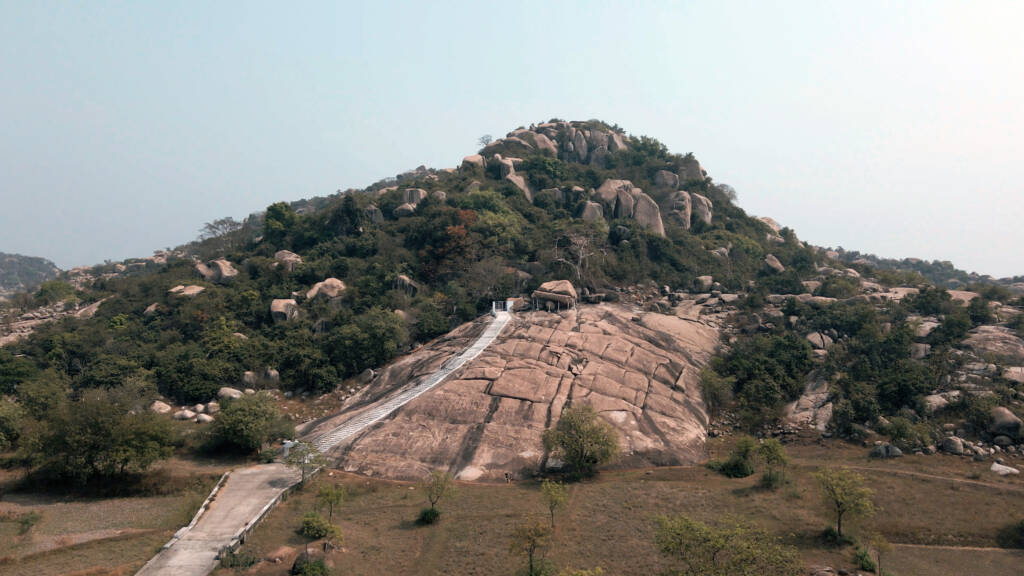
xmin=593 ymin=179 xmax=664 ymax=236
xmin=764 ymin=254 xmax=785 ymax=274
xmin=579 ymin=201 xmax=603 ymax=222
xmin=461 ymin=154 xmax=485 ymax=170
xmin=533 ymin=133 xmax=557 ymax=156
xmin=169 ymin=285 xmax=205 ymax=297
xmin=150 ymin=400 xmax=172 ymax=414
xmin=196 ymin=259 xmax=238 ymax=283
xmin=364 ymin=205 xmax=384 ymax=224
xmin=806 ymin=332 xmax=833 ymax=349
xmin=654 ymin=170 xmax=679 ymax=189
xmin=218 ymin=387 xmax=243 ymax=400
xmin=274 ymin=250 xmax=303 ymax=272
xmin=270 ymin=299 xmax=300 ymax=323
xmin=990 ymin=407 xmax=1023 ymax=440
xmin=784 ymin=370 xmax=832 ymax=432
xmin=306 ymin=278 xmax=346 ymax=300
xmin=313 ymin=303 xmax=719 ymax=481
xmin=531 ymin=280 xmax=577 ymax=309
xmin=678 ymin=156 xmax=707 ymax=182
xmin=632 ymin=193 xmax=665 ymax=236
xmin=964 ymin=326 xmax=1024 ymax=364
xmin=393 ymin=203 xmax=417 ymax=218
xmin=664 ymin=191 xmax=692 ymax=229
xmin=690 ymin=193 xmax=713 ymax=226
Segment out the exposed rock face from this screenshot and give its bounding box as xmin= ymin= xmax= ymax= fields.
xmin=150 ymin=400 xmax=172 ymax=414
xmin=593 ymin=179 xmax=665 ymax=236
xmin=806 ymin=332 xmax=833 ymax=349
xmin=579 ymin=201 xmax=603 ymax=222
xmin=532 ymin=280 xmax=577 ymax=309
xmin=393 ymin=203 xmax=417 ymax=218
xmin=1003 ymin=367 xmax=1024 ymax=383
xmin=219 ymin=387 xmax=243 ymax=400
xmin=274 ymin=250 xmax=303 ymax=272
xmin=690 ymin=193 xmax=713 ymax=226
xmin=664 ymin=191 xmax=692 ymax=229
xmin=870 ymin=444 xmax=903 ymax=458
xmin=169 ymin=285 xmax=205 ymax=297
xmin=196 ymin=259 xmax=238 ymax=283
xmin=990 ymin=407 xmax=1023 ymax=440
xmin=311 ymin=303 xmax=719 ymax=481
xmin=964 ymin=326 xmax=1024 ymax=364
xmin=764 ymin=254 xmax=785 ymax=274
xmin=270 ymin=299 xmax=300 ymax=323
xmin=364 ymin=205 xmax=384 ymax=224
xmin=506 ymin=173 xmax=533 ymax=201
xmin=632 ymin=193 xmax=666 ymax=236
xmin=533 ymin=133 xmax=557 ymax=156
xmin=654 ymin=170 xmax=680 ymax=189
xmin=784 ymin=370 xmax=832 ymax=431
xmin=306 ymin=278 xmax=346 ymax=300
xmin=941 ymin=436 xmax=964 ymax=455
xmin=678 ymin=156 xmax=707 ymax=182
xmin=144 ymin=303 xmax=160 ymax=316
xmin=461 ymin=154 xmax=485 ymax=170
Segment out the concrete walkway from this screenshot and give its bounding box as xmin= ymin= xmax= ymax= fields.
xmin=312 ymin=308 xmax=512 ymax=452
xmin=135 ymin=464 xmax=301 ymax=576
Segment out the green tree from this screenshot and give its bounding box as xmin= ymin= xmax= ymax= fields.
xmin=210 ymin=393 xmax=292 ymax=454
xmin=757 ymin=438 xmax=789 ymax=488
xmin=543 ymin=405 xmax=619 ymax=479
xmin=26 ymin=388 xmax=173 ymax=483
xmin=541 ymin=479 xmax=569 ymax=529
xmin=655 ymin=514 xmax=802 ymax=576
xmin=0 ymin=398 xmax=24 ymax=452
xmin=264 ymin=201 xmax=298 ymax=246
xmin=316 ymin=483 xmax=348 ymax=522
xmin=718 ymin=436 xmax=757 ymax=479
xmin=815 ymin=467 xmax=875 ymax=539
xmin=699 ymin=368 xmax=734 ymax=422
xmin=325 ymin=308 xmax=408 ymax=377
xmin=509 ymin=519 xmax=552 ymax=576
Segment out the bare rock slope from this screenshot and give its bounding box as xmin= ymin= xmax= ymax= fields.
xmin=306 ymin=303 xmax=719 ymax=481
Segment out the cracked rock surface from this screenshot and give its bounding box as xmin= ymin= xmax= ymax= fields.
xmin=313 ymin=303 xmax=720 ymax=481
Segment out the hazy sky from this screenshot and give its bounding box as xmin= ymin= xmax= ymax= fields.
xmin=2 ymin=1 xmax=1022 ymax=276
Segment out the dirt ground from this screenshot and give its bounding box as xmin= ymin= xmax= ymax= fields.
xmin=215 ymin=439 xmax=1024 ymax=576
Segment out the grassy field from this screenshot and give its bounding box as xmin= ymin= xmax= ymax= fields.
xmin=212 ymin=438 xmax=1024 ymax=576
xmin=1 ymin=438 xmax=1021 ymax=575
xmin=0 ymin=458 xmax=228 ymax=576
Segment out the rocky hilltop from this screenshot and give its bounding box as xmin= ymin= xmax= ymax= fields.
xmin=304 ymin=301 xmax=721 ymax=481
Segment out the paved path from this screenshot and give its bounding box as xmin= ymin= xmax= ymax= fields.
xmin=135 ymin=464 xmax=301 ymax=576
xmin=312 ymin=309 xmax=512 ymax=452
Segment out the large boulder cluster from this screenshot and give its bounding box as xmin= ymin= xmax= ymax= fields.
xmin=456 ymin=121 xmax=717 ymax=237
xmin=592 ymin=180 xmax=665 ymax=236
xmin=195 ymin=259 xmax=238 ymax=283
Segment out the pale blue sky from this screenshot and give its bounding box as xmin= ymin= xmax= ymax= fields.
xmin=2 ymin=1 xmax=1022 ymax=276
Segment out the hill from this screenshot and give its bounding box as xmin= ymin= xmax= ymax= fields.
xmin=1 ymin=119 xmax=1023 ymax=575
xmin=0 ymin=252 xmax=59 ymax=299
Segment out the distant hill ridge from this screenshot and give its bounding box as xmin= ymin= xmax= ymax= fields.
xmin=0 ymin=252 xmax=59 ymax=297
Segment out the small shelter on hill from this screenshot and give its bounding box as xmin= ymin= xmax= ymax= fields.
xmin=531 ymin=280 xmax=577 ymax=311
